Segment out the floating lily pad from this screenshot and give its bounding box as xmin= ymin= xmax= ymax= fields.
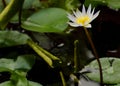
xmin=0 ymin=31 xmax=30 ymax=47
xmin=21 ymin=8 xmax=68 ymax=32
xmin=0 ymin=58 xmax=14 ymax=72
xmin=84 ymin=57 xmax=120 ymax=84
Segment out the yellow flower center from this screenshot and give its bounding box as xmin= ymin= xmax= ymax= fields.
xmin=76 ymin=15 xmax=90 ymax=25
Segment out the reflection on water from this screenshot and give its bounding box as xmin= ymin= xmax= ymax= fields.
xmin=80 ymin=78 xmax=100 ymax=86
xmin=68 ymin=73 xmax=100 ymax=86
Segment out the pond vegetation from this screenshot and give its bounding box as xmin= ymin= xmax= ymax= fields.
xmin=0 ymin=0 xmax=120 ymax=86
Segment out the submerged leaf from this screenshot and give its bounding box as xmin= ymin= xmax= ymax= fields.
xmin=0 ymin=55 xmax=35 ymax=72
xmin=14 ymin=55 xmax=36 ymax=71
xmin=0 ymin=81 xmax=43 ymax=86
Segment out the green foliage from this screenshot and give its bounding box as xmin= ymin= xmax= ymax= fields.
xmin=0 ymin=31 xmax=30 ymax=47
xmin=0 ymin=55 xmax=42 ymax=86
xmin=85 ymin=57 xmax=120 ymax=84
xmin=0 ymin=58 xmax=14 ymax=72
xmin=0 ymin=0 xmax=120 ymax=85
xmin=22 ymin=8 xmax=69 ymax=32
xmin=0 ymin=81 xmax=13 ymax=86
xmin=0 ymin=0 xmax=24 ymax=29
xmin=84 ymin=0 xmax=105 ymax=7
xmin=84 ymin=0 xmax=120 ymax=10
xmin=65 ymin=0 xmax=81 ymax=11
xmin=0 ymin=81 xmax=42 ymax=86
xmin=14 ymin=55 xmax=36 ymax=71
xmin=107 ymin=0 xmax=120 ymax=10
xmin=0 ymin=0 xmax=40 ymax=11
xmin=48 ymin=0 xmax=80 ymax=11
xmin=22 ymin=0 xmax=34 ymax=9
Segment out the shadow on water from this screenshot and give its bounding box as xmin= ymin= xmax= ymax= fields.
xmin=26 ymin=31 xmax=101 ymax=86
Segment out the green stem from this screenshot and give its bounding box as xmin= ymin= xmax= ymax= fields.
xmin=27 ymin=40 xmax=62 ymax=68
xmin=27 ymin=40 xmax=53 ymax=68
xmin=84 ymin=27 xmax=103 ymax=85
xmin=37 ymin=45 xmax=61 ymax=61
xmin=60 ymin=71 xmax=66 ymax=86
xmin=74 ymin=40 xmax=79 ymax=73
xmin=18 ymin=2 xmax=23 ymax=26
xmin=0 ymin=0 xmax=24 ymax=29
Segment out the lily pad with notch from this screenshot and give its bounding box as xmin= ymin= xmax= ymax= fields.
xmin=84 ymin=57 xmax=120 ymax=84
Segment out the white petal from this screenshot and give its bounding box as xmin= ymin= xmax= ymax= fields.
xmin=68 ymin=22 xmax=82 ymax=27
xmin=73 ymin=10 xmax=79 ymax=18
xmin=67 ymin=13 xmax=76 ymax=22
xmin=91 ymin=11 xmax=100 ymax=21
xmin=88 ymin=8 xmax=95 ymax=22
xmin=76 ymin=9 xmax=82 ymax=17
xmin=82 ymin=5 xmax=86 ymax=15
xmin=85 ymin=24 xmax=92 ymax=28
xmin=91 ymin=7 xmax=95 ymax=15
xmin=87 ymin=4 xmax=92 ymax=15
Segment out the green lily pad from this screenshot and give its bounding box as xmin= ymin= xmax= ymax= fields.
xmin=21 ymin=8 xmax=69 ymax=32
xmin=0 ymin=31 xmax=30 ymax=47
xmin=85 ymin=57 xmax=120 ymax=84
xmin=107 ymin=0 xmax=120 ymax=10
xmin=0 ymin=58 xmax=14 ymax=72
xmin=0 ymin=81 xmax=13 ymax=86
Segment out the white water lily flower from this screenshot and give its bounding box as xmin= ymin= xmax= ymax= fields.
xmin=67 ymin=4 xmax=100 ymax=28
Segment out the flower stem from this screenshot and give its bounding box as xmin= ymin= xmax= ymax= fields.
xmin=18 ymin=2 xmax=23 ymax=26
xmin=74 ymin=40 xmax=79 ymax=73
xmin=60 ymin=71 xmax=66 ymax=86
xmin=83 ymin=27 xmax=103 ymax=85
